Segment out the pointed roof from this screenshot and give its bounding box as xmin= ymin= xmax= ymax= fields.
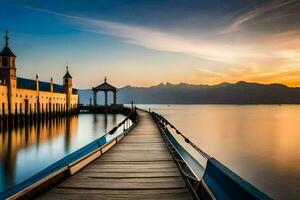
xmin=63 ymin=66 xmax=72 ymax=79
xmin=0 ymin=46 xmax=16 ymax=57
xmin=93 ymin=77 xmax=117 ymax=91
xmin=0 ymin=30 xmax=16 ymax=57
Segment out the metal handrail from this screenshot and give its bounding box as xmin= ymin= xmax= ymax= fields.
xmin=108 ymin=108 xmax=137 ymax=134
xmin=151 ymin=112 xmax=211 ymax=160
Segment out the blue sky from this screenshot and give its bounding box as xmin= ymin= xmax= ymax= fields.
xmin=1 ymin=0 xmax=300 ymax=88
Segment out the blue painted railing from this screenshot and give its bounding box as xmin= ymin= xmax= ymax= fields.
xmin=0 ymin=109 xmax=137 ymax=199
xmin=151 ymin=111 xmax=272 ymax=200
xmin=0 ymin=136 xmax=107 ymax=199
xmin=203 ymin=158 xmax=271 ymax=200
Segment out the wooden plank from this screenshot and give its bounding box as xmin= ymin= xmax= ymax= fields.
xmin=56 ymin=182 xmax=186 ymax=190
xmin=99 ymin=155 xmax=173 ymax=162
xmin=38 ymin=111 xmax=193 ymax=200
xmin=79 ymin=167 xmax=180 ymax=173
xmin=84 ymin=162 xmax=178 ymax=169
xmin=51 ymin=188 xmax=190 ymax=195
xmin=77 ymin=172 xmax=182 ymax=178
xmin=39 ymin=192 xmax=192 ymax=200
xmin=58 ymin=177 xmax=187 ymax=189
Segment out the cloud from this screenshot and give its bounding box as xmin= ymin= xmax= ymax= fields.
xmin=196 ymin=68 xmax=227 ymax=77
xmin=224 ymin=0 xmax=297 ymax=33
xmin=25 ymin=6 xmax=271 ymax=66
xmin=25 ymin=5 xmax=300 ymax=86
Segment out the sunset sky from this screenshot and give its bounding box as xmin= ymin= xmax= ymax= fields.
xmin=1 ymin=0 xmax=300 ymax=88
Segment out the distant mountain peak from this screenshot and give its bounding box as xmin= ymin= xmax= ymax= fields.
xmin=216 ymin=82 xmax=231 ymax=87
xmin=235 ymin=81 xmax=249 ymax=85
xmin=79 ymin=81 xmax=299 ymax=105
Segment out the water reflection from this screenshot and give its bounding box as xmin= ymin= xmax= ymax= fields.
xmin=0 ymin=114 xmax=125 ymax=192
xmin=139 ymin=104 xmax=300 ymax=200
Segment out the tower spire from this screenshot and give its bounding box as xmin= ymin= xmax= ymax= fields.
xmin=105 ymin=76 xmax=107 ymax=83
xmin=63 ymin=65 xmax=72 ymax=79
xmin=5 ymin=29 xmax=9 ymax=47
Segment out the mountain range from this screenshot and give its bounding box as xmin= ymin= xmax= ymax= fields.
xmin=79 ymin=81 xmax=300 ymax=104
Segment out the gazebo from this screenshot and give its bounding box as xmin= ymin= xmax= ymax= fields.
xmin=92 ymin=77 xmax=117 ymax=106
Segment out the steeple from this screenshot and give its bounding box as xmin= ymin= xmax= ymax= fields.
xmin=105 ymin=76 xmax=107 ymax=83
xmin=0 ymin=30 xmax=16 ymax=57
xmin=63 ymin=65 xmax=72 ymax=79
xmin=5 ymin=29 xmax=8 ymax=47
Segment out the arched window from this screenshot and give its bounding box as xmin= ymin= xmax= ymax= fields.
xmin=2 ymin=57 xmax=8 ymax=66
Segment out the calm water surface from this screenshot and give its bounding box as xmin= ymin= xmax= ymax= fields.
xmin=0 ymin=114 xmax=126 ymax=193
xmin=139 ymin=104 xmax=300 ymax=200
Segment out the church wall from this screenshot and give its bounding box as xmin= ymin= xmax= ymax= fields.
xmin=70 ymin=94 xmax=78 ymax=110
xmin=14 ymin=88 xmax=37 ymax=115
xmin=39 ymin=91 xmax=67 ymax=113
xmin=0 ymin=87 xmax=79 ymax=117
xmin=0 ymin=85 xmax=8 ymax=115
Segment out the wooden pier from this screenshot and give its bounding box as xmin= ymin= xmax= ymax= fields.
xmin=37 ymin=111 xmax=193 ymax=200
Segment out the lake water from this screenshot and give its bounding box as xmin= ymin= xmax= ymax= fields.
xmin=138 ymin=104 xmax=300 ymax=200
xmin=0 ymin=114 xmax=126 ymax=193
xmin=1 ymin=105 xmax=299 ymax=199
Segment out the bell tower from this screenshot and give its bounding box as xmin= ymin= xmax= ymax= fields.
xmin=0 ymin=30 xmax=17 ymax=115
xmin=0 ymin=30 xmax=16 ymax=84
xmin=63 ymin=66 xmax=73 ymax=112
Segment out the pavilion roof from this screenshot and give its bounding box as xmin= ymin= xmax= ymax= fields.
xmin=93 ymin=81 xmax=117 ymax=91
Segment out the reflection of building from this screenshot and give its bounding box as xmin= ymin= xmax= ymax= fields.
xmin=0 ymin=31 xmax=78 ymax=118
xmin=0 ymin=116 xmax=78 ymax=191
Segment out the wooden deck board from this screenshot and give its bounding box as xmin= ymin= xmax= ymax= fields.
xmin=38 ymin=111 xmax=193 ymax=200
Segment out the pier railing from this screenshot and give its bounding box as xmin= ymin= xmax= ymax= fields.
xmin=0 ymin=108 xmax=138 ymax=200
xmin=151 ymin=111 xmax=272 ymax=200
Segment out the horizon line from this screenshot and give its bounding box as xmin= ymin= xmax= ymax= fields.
xmin=79 ymin=80 xmax=298 ymax=90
